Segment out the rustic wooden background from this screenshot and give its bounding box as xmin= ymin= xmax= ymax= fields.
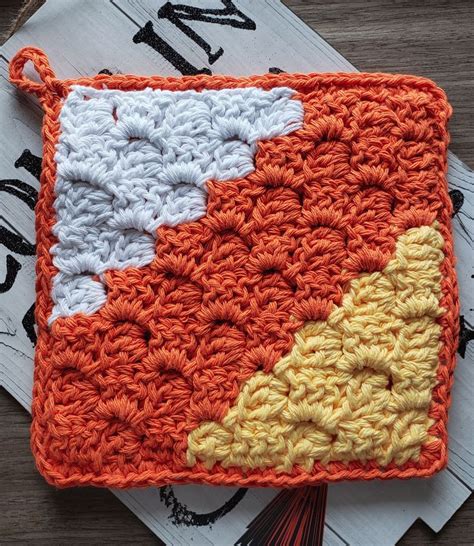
xmin=0 ymin=0 xmax=472 ymax=543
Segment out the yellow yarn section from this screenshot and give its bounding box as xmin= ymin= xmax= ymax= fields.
xmin=186 ymin=224 xmax=445 ymax=472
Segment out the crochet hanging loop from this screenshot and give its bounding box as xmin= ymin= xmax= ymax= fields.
xmin=9 ymin=46 xmax=65 ymax=103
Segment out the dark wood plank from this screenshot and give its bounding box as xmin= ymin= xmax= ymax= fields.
xmin=0 ymin=0 xmax=21 ymax=40
xmin=0 ymin=0 xmax=472 ymax=544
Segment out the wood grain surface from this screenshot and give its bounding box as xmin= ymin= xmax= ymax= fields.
xmin=0 ymin=0 xmax=472 ymax=544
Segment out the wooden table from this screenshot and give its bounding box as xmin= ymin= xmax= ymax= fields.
xmin=1 ymin=0 xmax=472 ymax=543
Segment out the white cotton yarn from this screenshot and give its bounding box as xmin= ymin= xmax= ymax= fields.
xmin=50 ymin=85 xmax=304 ymax=323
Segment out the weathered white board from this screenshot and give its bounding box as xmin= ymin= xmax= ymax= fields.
xmin=1 ymin=1 xmax=473 ymax=545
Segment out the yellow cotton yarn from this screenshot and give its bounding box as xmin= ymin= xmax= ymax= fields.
xmin=187 ymin=224 xmax=445 ymax=472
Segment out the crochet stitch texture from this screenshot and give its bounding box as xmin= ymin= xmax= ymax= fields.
xmin=10 ymin=47 xmax=459 ymax=488
xmin=51 ymin=86 xmax=303 ymax=322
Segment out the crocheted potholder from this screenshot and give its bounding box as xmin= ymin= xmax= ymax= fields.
xmin=10 ymin=47 xmax=459 ymax=488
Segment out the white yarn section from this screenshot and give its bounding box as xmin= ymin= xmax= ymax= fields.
xmin=50 ymin=85 xmax=304 ymax=323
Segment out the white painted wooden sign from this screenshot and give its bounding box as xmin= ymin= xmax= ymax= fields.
xmin=0 ymin=1 xmax=472 ymax=545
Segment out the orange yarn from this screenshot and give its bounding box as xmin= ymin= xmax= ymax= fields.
xmin=10 ymin=47 xmax=458 ymax=488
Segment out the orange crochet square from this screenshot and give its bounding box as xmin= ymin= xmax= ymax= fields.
xmin=10 ymin=47 xmax=459 ymax=488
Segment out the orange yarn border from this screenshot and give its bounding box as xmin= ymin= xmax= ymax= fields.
xmin=10 ymin=47 xmax=459 ymax=488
